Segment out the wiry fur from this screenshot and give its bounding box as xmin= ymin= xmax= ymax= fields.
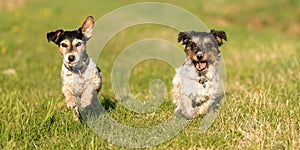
xmin=173 ymin=30 xmax=227 ymax=119
xmin=46 ymin=16 xmax=102 ymax=120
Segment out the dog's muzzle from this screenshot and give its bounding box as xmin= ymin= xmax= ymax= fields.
xmin=68 ymin=55 xmax=75 ymax=62
xmin=195 ymin=53 xmax=207 ymax=71
xmin=64 ymin=54 xmax=77 ymax=67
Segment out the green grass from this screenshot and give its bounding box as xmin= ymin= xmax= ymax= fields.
xmin=0 ymin=0 xmax=299 ymax=149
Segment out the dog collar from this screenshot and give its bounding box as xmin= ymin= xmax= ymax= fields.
xmin=64 ymin=56 xmax=90 ymax=78
xmin=78 ymin=57 xmax=90 ymax=77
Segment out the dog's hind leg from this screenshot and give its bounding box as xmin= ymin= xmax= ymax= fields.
xmin=176 ymin=93 xmax=197 ymax=119
xmin=79 ymin=87 xmax=102 ymax=120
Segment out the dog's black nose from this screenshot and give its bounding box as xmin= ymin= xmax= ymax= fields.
xmin=68 ymin=55 xmax=75 ymax=62
xmin=197 ymin=55 xmax=203 ymax=60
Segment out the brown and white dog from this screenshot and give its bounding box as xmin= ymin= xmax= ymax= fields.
xmin=173 ymin=30 xmax=227 ymax=119
xmin=46 ymin=16 xmax=102 ymax=120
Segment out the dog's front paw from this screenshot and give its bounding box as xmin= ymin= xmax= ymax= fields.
xmin=66 ymin=96 xmax=77 ymax=109
xmin=175 ymin=108 xmax=195 ymax=120
xmin=174 ymin=107 xmax=182 ymax=115
xmin=195 ymin=105 xmax=209 ymax=115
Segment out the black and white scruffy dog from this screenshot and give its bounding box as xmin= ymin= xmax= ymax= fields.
xmin=172 ymin=30 xmax=227 ymax=119
xmin=46 ymin=16 xmax=102 ymax=120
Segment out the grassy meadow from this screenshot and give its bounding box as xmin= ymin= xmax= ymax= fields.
xmin=0 ymin=0 xmax=299 ymax=149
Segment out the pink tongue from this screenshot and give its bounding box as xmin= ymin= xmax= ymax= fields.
xmin=199 ymin=62 xmax=207 ymax=70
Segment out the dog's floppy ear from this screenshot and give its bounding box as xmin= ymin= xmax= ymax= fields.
xmin=178 ymin=32 xmax=192 ymax=45
xmin=211 ymin=29 xmax=227 ymax=46
xmin=79 ymin=16 xmax=94 ymax=41
xmin=46 ymin=29 xmax=64 ymax=45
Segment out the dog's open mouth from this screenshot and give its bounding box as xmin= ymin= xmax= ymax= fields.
xmin=195 ymin=60 xmax=207 ymax=71
xmin=68 ymin=62 xmax=76 ymax=66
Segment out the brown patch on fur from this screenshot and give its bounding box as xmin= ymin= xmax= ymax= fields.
xmin=59 ymin=39 xmax=71 ymax=54
xmin=185 ymin=46 xmax=194 ymax=61
xmin=184 ymin=39 xmax=198 ymax=62
xmin=71 ymin=39 xmax=82 ymax=53
xmin=203 ymin=37 xmax=212 ymax=44
xmin=59 ymin=39 xmax=83 ymax=55
xmin=211 ymin=30 xmax=227 ymax=46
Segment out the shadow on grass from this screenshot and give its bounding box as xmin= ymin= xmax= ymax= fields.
xmin=100 ymin=95 xmax=116 ymax=111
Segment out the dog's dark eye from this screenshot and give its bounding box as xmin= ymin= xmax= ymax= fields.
xmin=76 ymin=42 xmax=82 ymax=47
xmin=205 ymin=43 xmax=213 ymax=49
xmin=61 ymin=43 xmax=68 ymax=48
xmin=192 ymin=46 xmax=199 ymax=51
